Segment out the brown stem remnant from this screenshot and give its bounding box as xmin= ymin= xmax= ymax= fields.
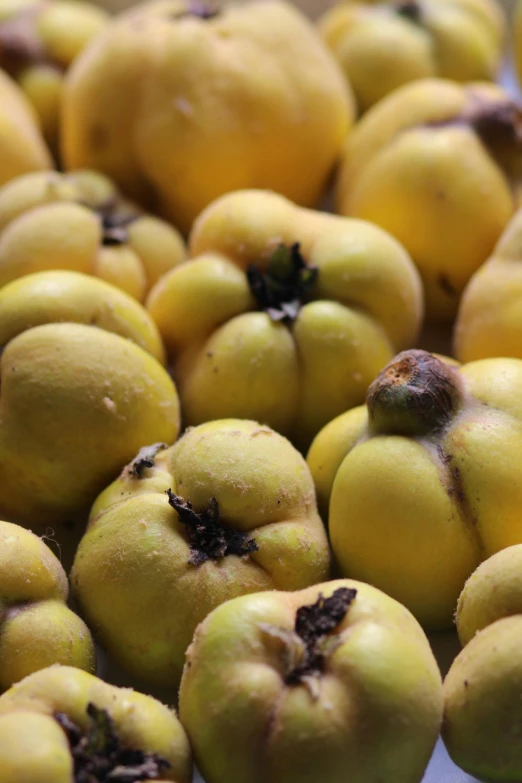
xmin=261 ymin=587 xmax=357 ymax=698
xmin=166 ymin=489 xmax=259 ymax=565
xmin=55 ymin=702 xmax=170 ymax=782
xmin=173 ymin=1 xmax=221 ymax=20
xmin=127 ymin=443 xmax=167 ymax=479
xmin=247 ymin=243 xmax=318 ymax=323
xmin=367 ymin=350 xmax=463 ymax=437
xmin=395 ymin=0 xmax=423 ymax=23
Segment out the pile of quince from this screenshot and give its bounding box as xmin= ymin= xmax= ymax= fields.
xmin=2 ymin=0 xmax=522 ymax=782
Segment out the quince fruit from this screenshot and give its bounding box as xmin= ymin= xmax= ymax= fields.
xmin=0 ymin=67 xmax=51 ymax=184
xmin=0 ymin=665 xmax=192 ymax=783
xmin=61 ymin=0 xmax=354 ymax=233
xmin=0 ymin=0 xmax=109 ymax=155
xmin=146 ymin=189 xmax=423 ymax=449
xmin=454 ymin=205 xmax=522 ymax=362
xmin=0 ymin=519 xmax=95 ymax=692
xmin=0 ymin=169 xmax=185 ymax=299
xmin=307 ymin=349 xmax=522 ymax=629
xmin=179 ymin=580 xmax=442 ymax=783
xmin=0 ymin=269 xmax=166 ymax=363
xmin=319 ymin=0 xmax=504 ymax=113
xmin=0 ymin=318 xmax=180 ymax=526
xmin=336 ymin=79 xmax=522 ymax=321
xmin=71 ymin=419 xmax=331 ymax=688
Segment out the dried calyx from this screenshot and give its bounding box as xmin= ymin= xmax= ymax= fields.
xmin=167 ymin=489 xmax=258 ymax=566
xmin=127 ymin=443 xmax=167 ymax=479
xmin=261 ymin=587 xmax=357 ymax=698
xmin=395 ymin=0 xmax=422 ymax=23
xmin=367 ymin=349 xmax=463 ymax=437
xmin=175 ymin=1 xmax=221 ymax=20
xmin=55 ymin=702 xmax=170 ymax=783
xmin=90 ymin=198 xmax=140 ymax=247
xmin=247 ymin=243 xmax=318 ymax=324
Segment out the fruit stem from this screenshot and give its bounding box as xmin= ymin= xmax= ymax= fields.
xmin=367 ymin=350 xmax=463 ymax=436
xmin=247 ymin=243 xmax=318 ymax=324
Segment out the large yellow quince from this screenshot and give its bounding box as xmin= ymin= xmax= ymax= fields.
xmin=0 ymin=519 xmax=95 ymax=692
xmin=61 ymin=0 xmax=354 ymax=233
xmin=0 ymin=169 xmax=185 ymax=299
xmin=320 ymin=0 xmax=504 ymax=113
xmin=336 ymin=79 xmax=522 ymax=321
xmin=71 ymin=419 xmax=331 ymax=688
xmin=308 ymin=348 xmax=522 ymax=629
xmin=179 ymin=580 xmax=442 ymax=783
xmin=0 ymin=665 xmax=192 ymax=783
xmin=0 ymin=67 xmax=52 ymax=183
xmin=147 ymin=189 xmax=423 ymax=449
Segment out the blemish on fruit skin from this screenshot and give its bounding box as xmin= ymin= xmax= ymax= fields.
xmin=103 ymin=396 xmax=116 ymax=412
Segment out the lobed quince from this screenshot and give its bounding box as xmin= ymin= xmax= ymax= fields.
xmin=336 ymin=79 xmax=522 ymax=321
xmin=179 ymin=579 xmax=442 ymax=783
xmin=308 ymin=349 xmax=522 ymax=629
xmin=71 ymin=419 xmax=331 ymax=688
xmin=147 ymin=189 xmax=422 ymax=450
xmin=0 ymin=169 xmax=185 ymax=299
xmin=320 ymin=0 xmax=504 ymax=113
xmin=0 ymin=0 xmax=109 ymax=154
xmin=0 ymin=519 xmax=95 ymax=692
xmin=0 ymin=665 xmax=192 ymax=782
xmin=61 ymin=0 xmax=354 ymax=233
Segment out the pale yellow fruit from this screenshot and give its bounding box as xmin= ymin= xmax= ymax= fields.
xmin=179 ymin=579 xmax=442 ymax=783
xmin=72 ymin=419 xmax=331 ymax=688
xmin=62 ymin=0 xmax=354 ymax=233
xmin=147 ymin=189 xmax=422 ymax=449
xmin=336 ymin=79 xmax=520 ymax=321
xmin=320 ymin=0 xmax=504 ymax=112
xmin=454 ymin=206 xmax=522 ymax=362
xmin=0 ymin=665 xmax=192 ymax=783
xmin=0 ymin=322 xmax=180 ymax=526
xmin=0 ymin=169 xmax=185 ymax=299
xmin=308 ymin=349 xmax=522 ymax=629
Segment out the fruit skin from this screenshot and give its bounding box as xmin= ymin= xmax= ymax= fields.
xmin=456 ymin=544 xmax=522 ymax=646
xmin=0 ymin=665 xmax=192 ymax=783
xmin=179 ymin=579 xmax=443 ymax=783
xmin=443 ymin=616 xmax=522 ymax=780
xmin=336 ymin=79 xmax=520 ymax=321
xmin=0 ymin=322 xmax=180 ymax=526
xmin=71 ymin=419 xmax=331 ymax=688
xmin=0 ymin=519 xmax=95 ymax=692
xmin=515 ymin=0 xmax=522 ymax=90
xmin=454 ymin=206 xmax=522 ymax=362
xmin=147 ymin=189 xmax=422 ymax=449
xmin=319 ymin=0 xmax=504 ymax=113
xmin=0 ymin=0 xmax=109 ymax=154
xmin=0 ymin=68 xmax=52 ymax=184
xmin=307 ymin=349 xmax=522 ymax=629
xmin=61 ymin=0 xmax=354 ymax=234
xmin=0 ymin=169 xmax=185 ymax=299
xmin=0 ymin=269 xmax=166 ymax=364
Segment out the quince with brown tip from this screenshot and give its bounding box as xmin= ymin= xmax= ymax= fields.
xmin=179 ymin=580 xmax=442 ymax=783
xmin=147 ymin=189 xmax=423 ymax=450
xmin=0 ymin=67 xmax=52 ymax=184
xmin=307 ymin=348 xmax=522 ymax=629
xmin=71 ymin=419 xmax=331 ymax=688
xmin=0 ymin=0 xmax=109 ymax=155
xmin=320 ymin=0 xmax=504 ymax=113
xmin=0 ymin=519 xmax=95 ymax=692
xmin=0 ymin=319 xmax=180 ymax=527
xmin=0 ymin=665 xmax=192 ymax=783
xmin=62 ymin=0 xmax=354 ymax=233
xmin=0 ymin=169 xmax=185 ymax=299
xmin=336 ymin=79 xmax=522 ymax=321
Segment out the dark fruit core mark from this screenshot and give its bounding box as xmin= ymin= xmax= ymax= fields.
xmin=54 ymin=702 xmax=170 ymax=782
xmin=367 ymin=349 xmax=462 ymax=436
xmin=287 ymin=587 xmax=357 ymax=683
xmin=127 ymin=443 xmax=167 ymax=479
xmin=167 ymin=489 xmax=259 ymax=566
xmin=395 ymin=0 xmax=422 ymax=23
xmin=91 ymin=199 xmax=140 ymax=247
xmin=247 ymin=243 xmax=318 ymax=324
